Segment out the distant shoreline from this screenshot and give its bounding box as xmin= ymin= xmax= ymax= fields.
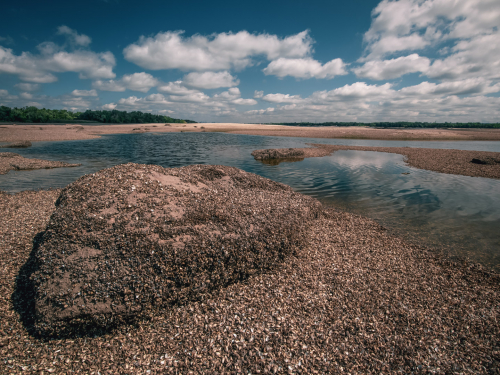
xmin=2 ymin=123 xmax=500 ymax=143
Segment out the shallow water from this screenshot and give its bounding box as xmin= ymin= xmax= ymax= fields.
xmin=2 ymin=132 xmax=500 ymax=269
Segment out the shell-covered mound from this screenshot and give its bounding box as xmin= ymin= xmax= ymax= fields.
xmin=251 ymin=148 xmax=305 ymax=160
xmin=30 ymin=163 xmax=322 ymax=337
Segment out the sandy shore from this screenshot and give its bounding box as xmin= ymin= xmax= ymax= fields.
xmin=0 ymin=152 xmax=80 ymax=175
xmin=1 ymin=188 xmax=499 ymax=373
xmin=2 ymin=123 xmax=500 ymax=142
xmin=252 ymin=144 xmax=500 ymax=179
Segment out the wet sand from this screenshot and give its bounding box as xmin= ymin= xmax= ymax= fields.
xmin=0 ymin=152 xmax=80 ymax=175
xmin=1 ymin=189 xmax=498 ymax=373
xmin=252 ymin=144 xmax=500 ymax=179
xmin=2 ymin=123 xmax=500 ymax=142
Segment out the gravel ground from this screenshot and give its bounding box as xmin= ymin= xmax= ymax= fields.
xmin=0 ymin=152 xmax=81 ymax=175
xmin=252 ymin=145 xmax=500 ymax=179
xmin=1 ymin=185 xmax=499 ymax=374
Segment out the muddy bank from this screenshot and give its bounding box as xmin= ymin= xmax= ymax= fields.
xmin=2 ymin=123 xmax=500 ymax=142
xmin=253 ymin=144 xmax=500 ymax=179
xmin=1 ymin=176 xmax=499 ymax=373
xmin=0 ymin=152 xmax=81 ymax=175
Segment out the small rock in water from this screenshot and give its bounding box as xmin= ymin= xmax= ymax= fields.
xmin=251 ymin=148 xmax=305 ymax=160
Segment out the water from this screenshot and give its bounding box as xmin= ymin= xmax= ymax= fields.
xmin=2 ymin=132 xmax=500 ymax=270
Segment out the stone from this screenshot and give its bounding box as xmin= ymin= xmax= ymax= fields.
xmin=251 ymin=148 xmax=305 ymax=160
xmin=29 ymin=163 xmax=322 ymax=337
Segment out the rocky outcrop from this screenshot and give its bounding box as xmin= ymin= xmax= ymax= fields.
xmin=251 ymin=148 xmax=305 ymax=160
xmin=30 ymin=163 xmax=322 ymax=337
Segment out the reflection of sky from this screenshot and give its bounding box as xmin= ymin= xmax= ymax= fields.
xmin=257 ymin=150 xmax=500 ymax=268
xmin=1 ymin=133 xmax=500 ymax=268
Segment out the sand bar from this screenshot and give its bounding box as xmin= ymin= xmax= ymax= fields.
xmin=1 ymin=188 xmax=498 ymax=373
xmin=252 ymin=144 xmax=500 ymax=179
xmin=0 ymin=152 xmax=81 ymax=175
xmin=2 ymin=123 xmax=500 ymax=142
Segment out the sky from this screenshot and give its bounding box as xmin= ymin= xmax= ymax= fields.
xmin=0 ymin=0 xmax=499 ymax=123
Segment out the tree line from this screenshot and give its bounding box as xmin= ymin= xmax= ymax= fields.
xmin=269 ymin=121 xmax=500 ymax=128
xmin=0 ymin=106 xmax=196 ymax=124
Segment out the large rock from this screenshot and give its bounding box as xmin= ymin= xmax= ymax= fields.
xmin=30 ymin=163 xmax=322 ymax=336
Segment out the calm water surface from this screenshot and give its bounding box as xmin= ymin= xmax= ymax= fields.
xmin=2 ymin=132 xmax=499 ymax=269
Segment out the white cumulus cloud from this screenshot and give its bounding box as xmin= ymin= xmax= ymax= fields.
xmin=71 ymin=89 xmax=98 ymax=96
xmin=20 ymin=92 xmax=33 ymax=99
xmin=253 ymin=90 xmax=264 ymax=99
xmin=157 ymin=81 xmax=200 ymax=95
xmin=93 ymin=72 xmax=158 ymax=93
xmin=263 ymin=58 xmax=347 ymax=79
xmin=245 ymin=107 xmax=275 ymax=115
xmin=0 ymin=44 xmax=116 ymax=83
xmin=400 ymin=79 xmax=500 ymax=96
xmin=261 ymin=93 xmax=303 ymax=103
xmin=426 ymin=33 xmax=500 ymax=80
xmin=168 ymin=91 xmax=210 ymax=103
xmin=362 ymin=0 xmax=500 ymax=60
xmin=213 ymin=87 xmax=257 ymax=105
xmin=15 ymin=83 xmax=40 ymax=91
xmin=92 ymin=80 xmax=126 ymax=92
xmin=102 ymin=103 xmax=117 ymax=110
xmin=311 ymin=82 xmax=394 ymax=102
xmin=183 ymin=71 xmax=239 ymax=89
xmin=121 ymin=72 xmax=159 ymax=92
xmin=353 ymin=54 xmax=431 ymax=80
xmin=123 ymin=30 xmax=313 ymax=71
xmin=57 ymin=25 xmax=92 ymax=47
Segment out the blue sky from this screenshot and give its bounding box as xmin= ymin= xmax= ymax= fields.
xmin=1 ymin=0 xmax=499 ymax=122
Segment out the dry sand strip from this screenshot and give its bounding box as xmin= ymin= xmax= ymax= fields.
xmin=0 ymin=152 xmax=81 ymax=175
xmin=252 ymin=145 xmax=500 ymax=180
xmin=2 ymin=123 xmax=500 ymax=142
xmin=226 ymin=125 xmax=500 ymax=141
xmin=1 ymin=189 xmax=499 ymax=374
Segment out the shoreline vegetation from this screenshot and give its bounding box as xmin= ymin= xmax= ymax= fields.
xmin=0 ymin=106 xmax=195 ymax=124
xmin=1 ymin=168 xmax=499 ymax=373
xmin=252 ymin=144 xmax=500 ymax=179
xmin=3 ymin=105 xmax=500 ymax=129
